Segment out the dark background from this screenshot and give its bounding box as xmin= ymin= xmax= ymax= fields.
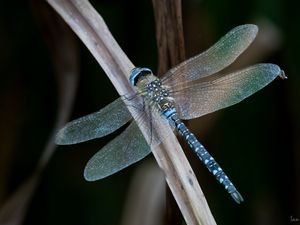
xmin=0 ymin=0 xmax=299 ymax=224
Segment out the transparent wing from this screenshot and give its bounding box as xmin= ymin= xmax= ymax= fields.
xmin=171 ymin=64 xmax=283 ymax=120
xmin=55 ymin=97 xmax=132 ymax=145
xmin=162 ymin=24 xmax=258 ymax=85
xmin=84 ymin=121 xmax=151 ymax=181
xmin=132 ymin=105 xmax=174 ymax=148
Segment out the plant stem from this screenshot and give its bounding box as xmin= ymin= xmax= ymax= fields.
xmin=46 ymin=1 xmax=216 ymax=224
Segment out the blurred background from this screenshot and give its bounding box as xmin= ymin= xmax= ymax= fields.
xmin=0 ymin=0 xmax=298 ymax=225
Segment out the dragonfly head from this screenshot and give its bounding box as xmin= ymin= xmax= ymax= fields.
xmin=129 ymin=67 xmax=153 ymax=86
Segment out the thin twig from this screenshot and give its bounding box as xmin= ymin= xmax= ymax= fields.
xmin=46 ymin=1 xmax=216 ymax=224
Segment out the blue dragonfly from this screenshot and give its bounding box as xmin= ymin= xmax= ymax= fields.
xmin=55 ymin=24 xmax=285 ymax=204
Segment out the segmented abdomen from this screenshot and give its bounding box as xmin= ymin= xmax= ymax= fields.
xmin=169 ymin=113 xmax=243 ymax=203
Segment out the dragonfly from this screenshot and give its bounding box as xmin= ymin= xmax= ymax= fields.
xmin=55 ymin=24 xmax=285 ymax=204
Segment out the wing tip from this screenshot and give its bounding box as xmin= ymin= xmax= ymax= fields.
xmin=54 ymin=126 xmax=90 ymax=145
xmin=54 ymin=128 xmax=73 ymax=145
xmin=226 ymin=24 xmax=258 ymax=50
xmin=240 ymin=24 xmax=259 ymax=39
xmin=235 ymin=24 xmax=258 ymax=34
xmin=83 ymin=160 xmax=107 ymax=182
xmin=253 ymin=63 xmax=285 ymax=80
xmin=265 ymin=64 xmax=285 ymax=79
xmin=54 ymin=129 xmax=65 ymax=145
xmin=83 ymin=167 xmax=98 ymax=182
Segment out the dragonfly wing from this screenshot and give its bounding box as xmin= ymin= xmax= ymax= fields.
xmin=55 ymin=97 xmax=132 ymax=145
xmin=84 ymin=121 xmax=151 ymax=181
xmin=133 ymin=107 xmax=174 ymax=148
xmin=172 ymin=64 xmax=283 ymax=120
xmin=162 ymin=24 xmax=258 ymax=85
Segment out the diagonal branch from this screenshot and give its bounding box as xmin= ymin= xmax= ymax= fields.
xmin=46 ymin=1 xmax=216 ymax=225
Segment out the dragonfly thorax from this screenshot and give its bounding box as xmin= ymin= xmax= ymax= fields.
xmin=140 ymin=77 xmax=176 ymax=117
xmin=130 ymin=67 xmax=176 ymax=118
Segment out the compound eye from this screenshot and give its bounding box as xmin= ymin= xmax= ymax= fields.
xmin=129 ymin=67 xmax=153 ymax=86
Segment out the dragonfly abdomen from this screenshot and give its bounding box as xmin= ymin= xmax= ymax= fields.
xmin=169 ymin=113 xmax=244 ymax=204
